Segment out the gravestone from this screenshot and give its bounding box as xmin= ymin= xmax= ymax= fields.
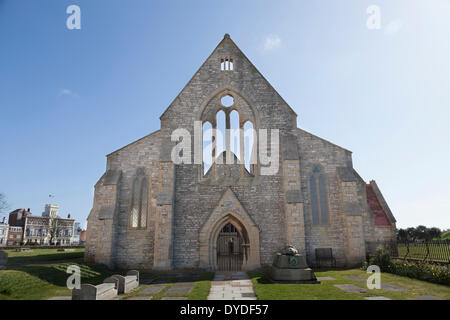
xmin=0 ymin=250 xmax=7 ymax=269
xmin=139 ymin=286 xmax=165 ymax=295
xmin=380 ymin=284 xmax=407 ymax=292
xmin=126 ymin=296 xmax=153 ymax=300
xmin=413 ymin=295 xmax=443 ymax=300
xmin=165 ymin=285 xmax=193 ymax=295
xmin=334 ymin=284 xmax=368 ymax=293
xmin=364 ymin=296 xmax=391 ymax=300
xmin=316 ymin=276 xmax=336 ymax=281
xmin=269 ymin=245 xmax=319 ymax=283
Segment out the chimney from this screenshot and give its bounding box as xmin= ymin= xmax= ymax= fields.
xmin=67 ymin=213 xmax=71 ymax=219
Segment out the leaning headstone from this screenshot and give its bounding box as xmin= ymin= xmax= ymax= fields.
xmin=0 ymin=250 xmax=7 ymax=270
xmin=269 ymin=245 xmax=319 ymax=283
xmin=72 ymin=283 xmax=118 ymax=300
xmin=105 ymin=272 xmax=139 ymax=294
xmin=127 ymin=270 xmax=140 ymax=284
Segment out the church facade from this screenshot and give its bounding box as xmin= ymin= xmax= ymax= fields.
xmin=85 ymin=34 xmax=396 ymax=270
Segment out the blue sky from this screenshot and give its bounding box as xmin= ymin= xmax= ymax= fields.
xmin=0 ymin=0 xmax=449 ymax=229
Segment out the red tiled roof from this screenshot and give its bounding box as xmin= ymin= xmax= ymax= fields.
xmin=366 ymin=184 xmax=391 ymax=226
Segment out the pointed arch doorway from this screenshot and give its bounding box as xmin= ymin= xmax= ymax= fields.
xmin=216 ymin=222 xmax=245 ymax=271
xmin=198 ymin=188 xmax=261 ymax=271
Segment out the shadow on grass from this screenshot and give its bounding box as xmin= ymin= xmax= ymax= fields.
xmin=140 ymin=271 xmax=213 ymax=285
xmin=247 ymin=271 xmax=274 ymax=284
xmin=7 ymin=252 xmax=85 ymax=264
xmin=5 ymin=263 xmax=114 ymax=288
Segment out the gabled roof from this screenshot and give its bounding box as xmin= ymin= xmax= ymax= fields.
xmin=296 ymin=127 xmax=352 ymax=153
xmin=106 ymin=130 xmax=160 ymax=157
xmin=160 ymin=34 xmax=297 ymax=120
xmin=366 ymin=181 xmax=396 ymax=226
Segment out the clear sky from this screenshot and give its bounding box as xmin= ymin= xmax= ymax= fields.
xmin=0 ymin=0 xmax=449 ymax=229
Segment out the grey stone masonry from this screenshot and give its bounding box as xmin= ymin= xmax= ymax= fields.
xmin=85 ymin=34 xmax=397 ymax=271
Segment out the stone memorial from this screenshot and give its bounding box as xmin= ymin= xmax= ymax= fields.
xmin=269 ymin=245 xmax=319 ymax=283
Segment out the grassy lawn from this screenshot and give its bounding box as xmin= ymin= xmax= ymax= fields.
xmin=0 ymin=262 xmax=114 ymax=300
xmin=248 ymin=269 xmax=450 ymax=300
xmin=120 ymin=272 xmax=214 ymax=300
xmin=1 ymin=248 xmax=213 ymax=300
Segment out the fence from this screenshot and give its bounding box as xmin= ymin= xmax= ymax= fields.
xmin=366 ymin=240 xmax=450 ymax=264
xmin=396 ymin=240 xmax=450 ymax=263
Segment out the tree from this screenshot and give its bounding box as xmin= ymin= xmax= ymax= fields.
xmin=48 ymin=218 xmax=62 ymax=245
xmin=397 ymin=228 xmax=408 ymax=241
xmin=399 ymin=226 xmax=443 ymax=242
xmin=406 ymin=227 xmax=417 ymax=241
xmin=414 ymin=225 xmax=428 ymax=240
xmin=427 ymin=227 xmax=442 ymax=241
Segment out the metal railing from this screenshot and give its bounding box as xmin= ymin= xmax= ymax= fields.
xmin=366 ymin=240 xmax=450 ymax=264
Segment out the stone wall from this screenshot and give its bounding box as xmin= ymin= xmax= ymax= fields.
xmin=85 ymin=35 xmax=396 ymax=270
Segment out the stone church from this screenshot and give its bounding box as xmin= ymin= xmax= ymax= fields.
xmin=85 ymin=34 xmax=396 ymax=271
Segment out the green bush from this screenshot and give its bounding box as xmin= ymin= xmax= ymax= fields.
xmin=373 ymin=248 xmax=392 ymax=272
xmin=362 ymin=258 xmax=450 ymax=286
xmin=388 ymin=260 xmax=450 ymax=285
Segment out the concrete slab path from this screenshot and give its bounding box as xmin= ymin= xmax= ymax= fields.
xmin=207 ymin=272 xmax=257 ymax=300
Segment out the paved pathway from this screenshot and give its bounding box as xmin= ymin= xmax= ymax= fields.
xmin=207 ymin=272 xmax=257 ymax=300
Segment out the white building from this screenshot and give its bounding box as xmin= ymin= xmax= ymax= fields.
xmin=22 ymin=204 xmax=75 ymax=245
xmin=0 ymin=218 xmax=8 ymax=246
xmin=72 ymin=222 xmax=81 ymax=244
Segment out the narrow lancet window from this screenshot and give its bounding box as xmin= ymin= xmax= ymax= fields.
xmin=310 ymin=167 xmax=328 ymax=225
xmin=130 ymin=169 xmax=149 ymax=229
xmin=202 ymin=121 xmax=213 ymax=175
xmin=244 ymin=121 xmax=255 ymax=173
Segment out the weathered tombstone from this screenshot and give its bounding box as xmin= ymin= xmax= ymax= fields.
xmin=0 ymin=250 xmax=7 ymax=269
xmin=269 ymin=245 xmax=319 ymax=283
xmin=72 ymin=283 xmax=118 ymax=300
xmin=105 ymin=272 xmax=139 ymax=294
